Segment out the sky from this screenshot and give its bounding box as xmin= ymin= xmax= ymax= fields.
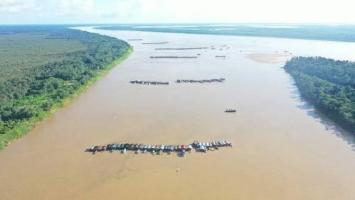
xmin=0 ymin=0 xmax=355 ymax=24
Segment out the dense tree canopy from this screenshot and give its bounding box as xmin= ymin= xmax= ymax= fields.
xmin=285 ymin=57 xmax=355 ymax=133
xmin=0 ymin=26 xmax=131 ymax=149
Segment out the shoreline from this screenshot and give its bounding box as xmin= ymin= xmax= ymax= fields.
xmin=0 ymin=47 xmax=133 ymax=150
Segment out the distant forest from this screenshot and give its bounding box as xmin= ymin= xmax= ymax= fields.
xmin=0 ymin=26 xmax=131 ymax=149
xmin=98 ymin=24 xmax=355 ymax=43
xmin=285 ymin=57 xmax=355 ymax=133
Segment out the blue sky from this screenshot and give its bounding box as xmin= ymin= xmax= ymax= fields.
xmin=0 ymin=0 xmax=355 ymax=24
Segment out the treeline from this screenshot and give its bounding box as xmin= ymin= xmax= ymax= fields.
xmin=285 ymin=57 xmax=355 ymax=133
xmin=0 ymin=26 xmax=131 ymax=148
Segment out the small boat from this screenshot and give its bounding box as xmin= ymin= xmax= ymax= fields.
xmin=181 ymin=145 xmax=187 ymax=151
xmin=178 ymin=150 xmax=186 ymax=157
xmin=86 ymin=145 xmax=96 ymax=152
xmin=161 ymin=145 xmax=165 ymax=151
xmin=187 ymin=145 xmax=193 ymax=151
xmin=197 ymin=146 xmax=207 ymax=153
xmin=97 ymin=146 xmax=106 ymax=152
xmin=143 ymin=145 xmax=148 ymax=151
xmin=225 ymin=140 xmax=232 ymax=147
xmin=192 ymin=141 xmax=199 ymax=148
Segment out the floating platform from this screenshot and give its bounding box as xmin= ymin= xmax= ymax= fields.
xmin=155 ymin=47 xmax=209 ymax=50
xmin=142 ymin=42 xmax=169 ymax=45
xmin=176 ymin=78 xmax=225 ymax=84
xmin=150 ymin=56 xmax=198 ymax=59
xmin=86 ymin=140 xmax=232 ymax=156
xmin=215 ymin=55 xmax=226 ymax=58
xmin=127 ymin=39 xmax=143 ymax=41
xmin=130 ymin=80 xmax=169 ymax=85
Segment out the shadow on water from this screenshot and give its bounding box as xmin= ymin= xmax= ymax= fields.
xmin=288 ymin=79 xmax=355 ymax=150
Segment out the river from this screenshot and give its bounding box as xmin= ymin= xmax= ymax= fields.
xmin=0 ymin=27 xmax=355 ymax=200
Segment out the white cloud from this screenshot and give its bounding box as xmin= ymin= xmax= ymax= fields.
xmin=81 ymin=0 xmax=355 ymax=23
xmin=1 ymin=0 xmax=355 ymax=24
xmin=56 ymin=0 xmax=96 ymax=16
xmin=0 ymin=0 xmax=37 ymax=13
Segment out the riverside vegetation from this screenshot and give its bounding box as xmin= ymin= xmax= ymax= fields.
xmin=0 ymin=26 xmax=131 ymax=149
xmin=285 ymin=57 xmax=355 ymax=133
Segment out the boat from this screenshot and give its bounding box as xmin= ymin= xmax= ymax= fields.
xmin=86 ymin=145 xmax=96 ymax=152
xmin=97 ymin=146 xmax=106 ymax=152
xmin=178 ymin=150 xmax=186 ymax=157
xmin=225 ymin=109 xmax=236 ymax=113
xmin=197 ymin=146 xmax=207 ymax=153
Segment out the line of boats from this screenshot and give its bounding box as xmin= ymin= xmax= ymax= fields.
xmin=130 ymin=80 xmax=169 ymax=85
xmin=129 ymin=78 xmax=226 ymax=85
xmin=143 ymin=42 xmax=169 ymax=45
xmin=215 ymin=55 xmax=226 ymax=58
xmin=176 ymin=78 xmax=225 ymax=83
xmin=127 ymin=39 xmax=143 ymax=41
xmin=86 ymin=140 xmax=232 ymax=156
xmin=155 ymin=47 xmax=209 ymax=50
xmin=150 ymin=56 xmax=198 ymax=59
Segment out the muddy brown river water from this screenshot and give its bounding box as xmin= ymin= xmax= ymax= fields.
xmin=1 ymin=27 xmax=355 ymax=200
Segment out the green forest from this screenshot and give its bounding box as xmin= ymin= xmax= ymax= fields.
xmin=285 ymin=57 xmax=355 ymax=133
xmin=0 ymin=26 xmax=131 ymax=149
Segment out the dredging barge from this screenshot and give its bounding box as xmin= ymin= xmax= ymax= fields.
xmin=86 ymin=140 xmax=232 ymax=155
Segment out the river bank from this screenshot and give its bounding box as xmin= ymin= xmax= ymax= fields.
xmin=0 ymin=47 xmax=132 ymax=150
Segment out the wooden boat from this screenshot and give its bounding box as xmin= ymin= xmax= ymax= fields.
xmin=178 ymin=150 xmax=186 ymax=157
xmin=97 ymin=146 xmax=106 ymax=152
xmin=86 ymin=145 xmax=96 ymax=152
xmin=197 ymin=146 xmax=207 ymax=153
